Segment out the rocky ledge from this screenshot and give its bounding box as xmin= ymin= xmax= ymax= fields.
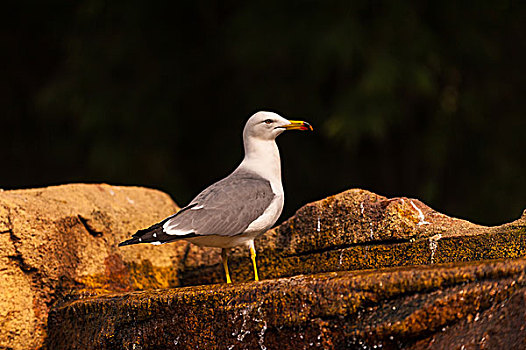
xmin=0 ymin=184 xmax=524 ymax=349
xmin=47 ymin=258 xmax=526 ymax=349
xmin=182 ymin=189 xmax=525 ymax=285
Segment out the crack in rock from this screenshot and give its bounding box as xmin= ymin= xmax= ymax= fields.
xmin=289 ymin=238 xmax=411 ymax=258
xmin=7 ymin=254 xmax=38 ymax=273
xmin=77 ymin=215 xmax=103 ymax=237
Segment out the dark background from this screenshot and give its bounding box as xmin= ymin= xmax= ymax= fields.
xmin=2 ymin=1 xmax=525 ymax=225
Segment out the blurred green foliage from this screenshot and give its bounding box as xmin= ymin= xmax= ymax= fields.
xmin=2 ymin=1 xmax=525 ymax=224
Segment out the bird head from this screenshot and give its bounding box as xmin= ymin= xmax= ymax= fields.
xmin=244 ymin=111 xmax=313 ymax=141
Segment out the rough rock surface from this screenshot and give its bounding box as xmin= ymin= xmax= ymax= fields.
xmin=0 ymin=184 xmax=186 ymax=350
xmin=182 ymin=189 xmax=526 ymax=285
xmin=47 ymin=258 xmax=526 ymax=349
xmin=2 ymin=185 xmax=525 ymax=349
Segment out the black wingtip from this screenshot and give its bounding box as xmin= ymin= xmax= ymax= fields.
xmin=118 ymin=238 xmax=139 ymax=247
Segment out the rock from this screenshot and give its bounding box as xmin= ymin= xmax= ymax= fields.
xmin=46 ymin=258 xmax=526 ymax=349
xmin=2 ymin=185 xmax=525 ymax=349
xmin=182 ymin=189 xmax=526 ymax=285
xmin=410 ymin=288 xmax=526 ymax=349
xmin=0 ymin=184 xmax=187 ymax=350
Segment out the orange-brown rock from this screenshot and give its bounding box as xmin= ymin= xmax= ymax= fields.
xmin=182 ymin=189 xmax=526 ymax=285
xmin=46 ymin=258 xmax=526 ymax=350
xmin=0 ymin=184 xmax=187 ymax=350
xmin=2 ymin=185 xmax=525 ymax=349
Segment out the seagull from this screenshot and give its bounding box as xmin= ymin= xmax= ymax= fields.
xmin=119 ymin=111 xmax=313 ymax=283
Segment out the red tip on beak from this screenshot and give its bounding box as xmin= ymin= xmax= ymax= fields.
xmin=284 ymin=120 xmax=314 ymax=131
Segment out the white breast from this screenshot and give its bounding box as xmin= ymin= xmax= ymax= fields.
xmin=243 ymin=181 xmax=284 ymax=236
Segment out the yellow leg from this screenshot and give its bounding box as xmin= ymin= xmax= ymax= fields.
xmin=221 ymin=248 xmax=232 ymax=284
xmin=249 ymin=243 xmax=259 ymax=282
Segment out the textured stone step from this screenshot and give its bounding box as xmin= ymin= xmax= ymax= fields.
xmin=181 ymin=189 xmax=526 ymax=285
xmin=47 ymin=258 xmax=526 ymax=349
xmin=1 ymin=185 xmax=525 ymax=349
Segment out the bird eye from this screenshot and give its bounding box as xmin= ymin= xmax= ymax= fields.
xmin=263 ymin=119 xmax=273 ymax=124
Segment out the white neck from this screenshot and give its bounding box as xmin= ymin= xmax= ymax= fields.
xmin=236 ymin=137 xmax=282 ymax=186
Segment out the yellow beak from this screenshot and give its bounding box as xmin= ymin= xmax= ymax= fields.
xmin=283 ymin=120 xmax=314 ymax=131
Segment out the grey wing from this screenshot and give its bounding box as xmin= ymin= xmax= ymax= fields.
xmin=162 ymin=175 xmax=275 ymax=237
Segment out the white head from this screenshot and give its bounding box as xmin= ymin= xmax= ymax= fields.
xmin=237 ymin=111 xmax=313 ymax=180
xmin=243 ymin=111 xmax=313 ymax=142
